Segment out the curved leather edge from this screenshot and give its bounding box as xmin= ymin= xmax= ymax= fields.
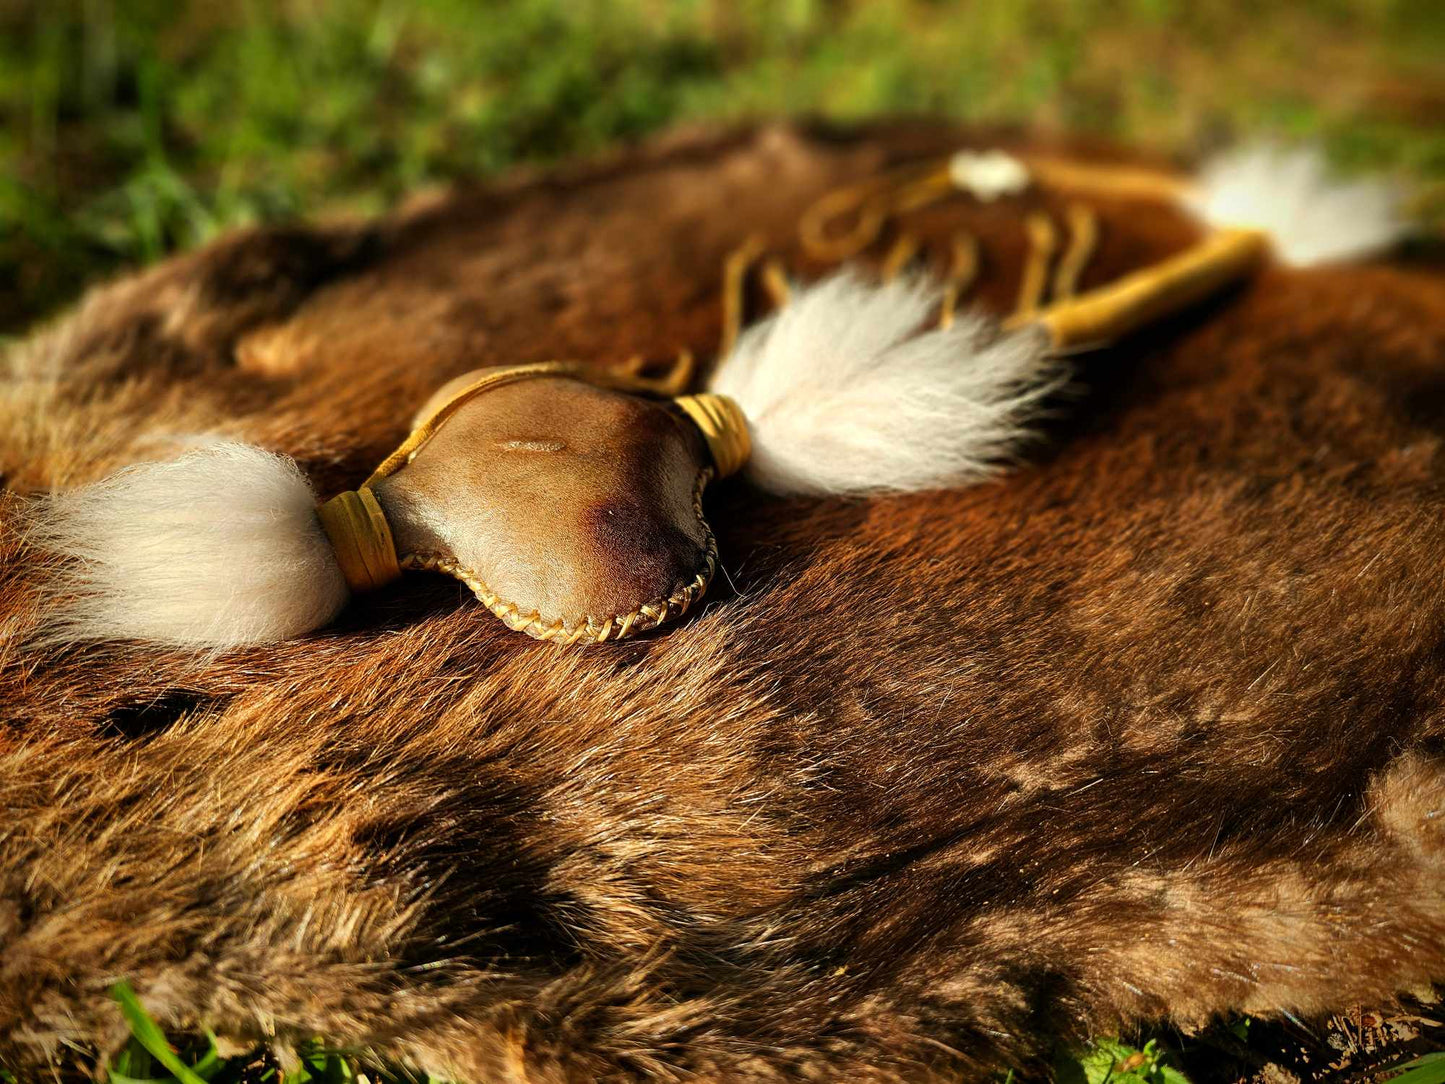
xmin=400 ymin=467 xmax=717 ymax=645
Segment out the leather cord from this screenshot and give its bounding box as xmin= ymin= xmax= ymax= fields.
xmin=317 ymin=486 xmax=400 ymax=593
xmin=675 ymin=393 xmax=751 ymax=479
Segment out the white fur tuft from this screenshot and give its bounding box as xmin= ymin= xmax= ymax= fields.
xmin=27 ymin=442 xmax=348 ymax=649
xmin=1189 ymin=144 xmax=1407 ymax=266
xmin=709 ymin=270 xmax=1061 ymax=496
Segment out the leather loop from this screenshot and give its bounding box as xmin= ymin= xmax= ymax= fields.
xmin=317 ymin=487 xmax=400 ymax=593
xmin=675 ymin=393 xmax=751 ymax=478
xmin=365 ymin=362 xmax=584 ymax=487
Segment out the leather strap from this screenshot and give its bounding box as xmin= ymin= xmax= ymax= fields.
xmin=1017 ymin=227 xmax=1269 ymax=349
xmin=675 ymin=393 xmax=750 ymax=478
xmin=317 ymin=486 xmax=400 ymax=593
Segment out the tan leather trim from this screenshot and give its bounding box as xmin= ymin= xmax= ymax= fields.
xmin=1014 ymin=227 xmax=1270 ymax=348
xmin=368 ymin=361 xmax=732 ymax=488
xmin=399 ymin=467 xmax=718 ymax=644
xmin=365 ymin=361 xmax=586 ymax=487
xmin=675 ymin=393 xmax=751 ymax=478
xmin=316 ymin=487 xmax=400 ymax=593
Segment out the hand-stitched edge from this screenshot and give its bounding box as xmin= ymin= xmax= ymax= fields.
xmin=399 ymin=468 xmax=718 ymax=645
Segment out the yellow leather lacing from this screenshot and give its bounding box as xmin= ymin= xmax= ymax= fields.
xmin=1013 ymin=227 xmax=1270 ymax=349
xmin=719 ymin=233 xmax=768 ymax=360
xmin=795 ymin=151 xmax=1187 ymax=266
xmin=1014 ymin=212 xmax=1058 ymax=319
xmin=675 ymin=393 xmax=750 ymax=478
xmin=400 ymin=468 xmax=717 ymax=644
xmin=316 ymin=486 xmax=400 ymax=593
xmin=881 ymin=233 xmax=921 ymax=281
xmin=363 ymin=360 xmax=751 ymax=489
xmin=364 ymin=361 xmax=587 ymax=488
xmin=938 ymin=231 xmax=980 ymax=330
xmin=1052 ymin=203 xmax=1100 ymax=301
xmin=720 ymin=149 xmax=1263 ymax=354
xmin=798 ymin=160 xmax=953 ymax=262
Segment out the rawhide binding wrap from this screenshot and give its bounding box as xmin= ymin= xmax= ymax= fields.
xmin=315 ymin=487 xmax=399 ymax=593
xmin=337 ymin=363 xmax=746 ymax=643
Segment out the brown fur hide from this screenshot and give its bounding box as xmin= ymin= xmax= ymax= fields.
xmin=2 ymin=121 xmax=1444 ymax=1082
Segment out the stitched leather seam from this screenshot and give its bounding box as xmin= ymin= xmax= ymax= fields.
xmin=399 ymin=468 xmax=717 ymax=645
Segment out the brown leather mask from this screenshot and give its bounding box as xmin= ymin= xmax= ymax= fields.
xmin=316 ymin=363 xmax=749 ymax=644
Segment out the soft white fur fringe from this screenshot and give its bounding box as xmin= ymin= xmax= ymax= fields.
xmin=27 ymin=442 xmax=348 ymax=649
xmin=709 ymin=270 xmax=1060 ymax=497
xmin=1189 ymin=144 xmax=1407 ymax=266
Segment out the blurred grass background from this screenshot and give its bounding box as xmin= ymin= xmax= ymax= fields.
xmin=1 ymin=0 xmax=1443 ymax=331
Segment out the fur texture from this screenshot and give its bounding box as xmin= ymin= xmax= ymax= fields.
xmin=27 ymin=442 xmax=348 ymax=648
xmin=1189 ymin=144 xmax=1408 ymax=265
xmin=710 ymin=270 xmax=1058 ymax=495
xmin=1 ymin=122 xmax=1443 ymax=1083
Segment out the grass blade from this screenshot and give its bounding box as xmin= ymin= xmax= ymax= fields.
xmin=109 ymin=981 xmax=211 ymax=1084
xmin=1388 ymin=1052 xmax=1445 ymax=1084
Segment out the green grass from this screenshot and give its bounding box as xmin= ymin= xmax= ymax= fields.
xmin=78 ymin=983 xmax=1445 ymax=1084
xmin=104 ymin=979 xmax=1197 ymax=1084
xmin=104 ymin=982 xmax=443 ymax=1084
xmin=2 ymin=0 xmax=1444 ymax=330
xmin=1389 ymin=1054 xmax=1445 ymax=1084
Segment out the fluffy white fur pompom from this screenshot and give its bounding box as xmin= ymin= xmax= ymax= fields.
xmin=708 ymin=270 xmax=1060 ymax=496
xmin=1189 ymin=145 xmax=1407 ymax=266
xmin=27 ymin=442 xmax=348 ymax=650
